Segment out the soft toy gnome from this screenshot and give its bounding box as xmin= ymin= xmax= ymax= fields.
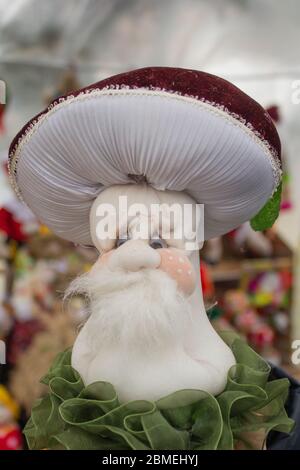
xmin=9 ymin=68 xmax=294 ymax=450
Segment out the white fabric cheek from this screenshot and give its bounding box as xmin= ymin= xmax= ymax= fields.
xmin=16 ymin=92 xmax=276 ymax=245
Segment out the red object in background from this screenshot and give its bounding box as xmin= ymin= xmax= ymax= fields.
xmin=7 ymin=319 xmax=44 ymax=365
xmin=0 ymin=424 xmax=22 ymax=450
xmin=0 ymin=208 xmax=27 ymax=242
xmin=200 ymin=262 xmax=214 ymax=299
xmin=248 ymin=323 xmax=275 ymax=349
xmin=234 ymin=309 xmax=258 ymax=333
xmin=280 ymin=269 xmax=292 ymax=291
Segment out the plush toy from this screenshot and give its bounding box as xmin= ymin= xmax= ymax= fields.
xmin=9 ymin=300 xmax=80 ymax=415
xmin=203 ymin=220 xmax=274 ymax=265
xmin=8 ymin=67 xmax=294 ymax=449
xmin=230 ymin=222 xmax=273 ymax=258
xmin=223 ymin=289 xmax=275 ymax=352
xmin=248 ymin=270 xmax=291 ymax=309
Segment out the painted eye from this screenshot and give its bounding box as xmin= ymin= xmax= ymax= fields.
xmin=116 ymin=237 xmax=129 ymax=248
xmin=150 ymin=238 xmax=166 ymax=249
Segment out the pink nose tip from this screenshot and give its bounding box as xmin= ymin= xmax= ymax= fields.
xmin=158 ymin=248 xmax=196 ymax=296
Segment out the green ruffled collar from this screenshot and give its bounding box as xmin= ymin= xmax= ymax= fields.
xmin=24 ymin=331 xmax=294 ymax=450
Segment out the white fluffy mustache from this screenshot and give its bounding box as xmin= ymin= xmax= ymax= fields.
xmin=65 ymin=266 xmax=194 ymax=351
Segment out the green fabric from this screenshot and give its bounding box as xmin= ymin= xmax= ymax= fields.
xmin=250 ymin=182 xmax=282 ymax=231
xmin=24 ymin=331 xmax=294 ymax=450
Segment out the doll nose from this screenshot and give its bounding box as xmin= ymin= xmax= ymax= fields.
xmin=108 ymin=239 xmax=161 ymax=272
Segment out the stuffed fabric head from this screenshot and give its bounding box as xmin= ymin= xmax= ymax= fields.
xmin=67 ymin=183 xmax=236 ymax=401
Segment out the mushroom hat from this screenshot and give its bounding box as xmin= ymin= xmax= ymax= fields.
xmin=9 ymin=67 xmax=281 ymax=245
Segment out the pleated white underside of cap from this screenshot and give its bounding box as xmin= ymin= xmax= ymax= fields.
xmin=15 ymin=89 xmax=276 ymax=245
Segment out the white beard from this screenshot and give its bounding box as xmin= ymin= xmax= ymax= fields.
xmin=66 ymin=267 xmax=192 ymax=351
xmin=68 ymin=266 xmax=235 ymax=402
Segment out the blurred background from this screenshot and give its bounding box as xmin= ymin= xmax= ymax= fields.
xmin=0 ymin=0 xmax=300 ymax=449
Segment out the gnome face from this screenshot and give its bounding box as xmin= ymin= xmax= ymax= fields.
xmin=70 ymin=184 xmax=236 ymax=402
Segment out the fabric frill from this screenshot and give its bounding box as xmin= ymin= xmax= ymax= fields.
xmin=24 ymin=331 xmax=294 ymax=450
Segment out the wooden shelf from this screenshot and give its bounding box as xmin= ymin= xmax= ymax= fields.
xmin=210 ymin=257 xmax=292 ymax=283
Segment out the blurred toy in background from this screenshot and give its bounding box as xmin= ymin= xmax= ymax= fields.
xmin=272 ymin=310 xmax=290 ymax=336
xmin=0 ymin=385 xmax=22 ymax=450
xmin=247 ymin=270 xmax=291 ymax=311
xmin=222 ymin=289 xmax=277 ymax=360
xmin=0 ymin=156 xmax=38 ymax=245
xmin=6 ymin=242 xmax=92 ymax=365
xmin=7 ymin=317 xmax=44 ymax=366
xmin=246 ymin=269 xmax=291 ymax=361
xmin=0 ymin=212 xmax=93 ymax=417
xmin=9 ymin=297 xmax=86 ymax=415
xmin=0 ymin=152 xmax=39 ymax=338
xmin=223 ymin=290 xmax=259 ymax=337
xmin=0 ymin=206 xmax=96 ymax=367
xmin=203 ymin=222 xmax=274 ymax=265
xmin=6 ymin=255 xmax=51 ymax=365
xmin=220 ymin=271 xmax=291 ymax=365
xmin=229 ymin=222 xmax=273 ymax=258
